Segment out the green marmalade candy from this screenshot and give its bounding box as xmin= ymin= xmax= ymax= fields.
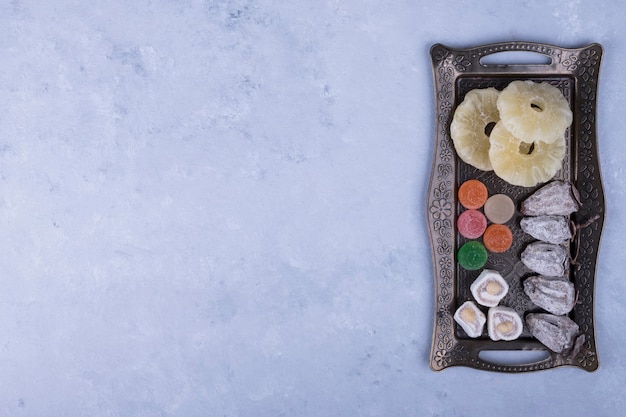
xmin=457 ymin=241 xmax=488 ymax=270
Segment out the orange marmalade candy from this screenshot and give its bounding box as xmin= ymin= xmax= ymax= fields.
xmin=483 ymin=224 xmax=513 ymax=253
xmin=458 ymin=179 xmax=488 ymax=209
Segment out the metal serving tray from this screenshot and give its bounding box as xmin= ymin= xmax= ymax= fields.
xmin=427 ymin=42 xmax=604 ymax=372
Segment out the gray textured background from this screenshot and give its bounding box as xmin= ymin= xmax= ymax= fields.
xmin=1 ymin=0 xmax=623 ymax=416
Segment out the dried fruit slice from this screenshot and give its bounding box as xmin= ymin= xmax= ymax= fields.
xmin=488 ymin=306 xmax=523 ymax=341
xmin=488 ymin=121 xmax=566 ymax=187
xmin=520 ymin=215 xmax=572 ymax=244
xmin=523 ymin=276 xmax=576 ymax=315
xmin=470 ymin=269 xmax=509 ymax=307
xmin=454 ymin=301 xmax=486 ymax=338
xmin=520 ymin=181 xmax=581 ymax=216
xmin=450 ymin=88 xmax=500 ymax=171
xmin=526 ymin=313 xmax=579 ymax=353
xmin=497 ymin=80 xmax=572 ymax=145
xmin=521 ymin=242 xmax=568 ymax=277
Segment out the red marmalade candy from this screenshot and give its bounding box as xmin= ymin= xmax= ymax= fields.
xmin=457 ymin=209 xmax=487 ymax=239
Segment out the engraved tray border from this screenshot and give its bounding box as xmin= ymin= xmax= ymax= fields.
xmin=427 ymin=42 xmax=604 ymax=372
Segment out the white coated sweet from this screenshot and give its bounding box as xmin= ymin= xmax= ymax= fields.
xmin=470 ymin=270 xmax=509 ymax=307
xmin=488 ymin=307 xmax=523 ymax=341
xmin=454 ymin=301 xmax=487 ymax=338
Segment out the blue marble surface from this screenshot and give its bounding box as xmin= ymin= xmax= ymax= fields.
xmin=1 ymin=0 xmax=624 ymax=415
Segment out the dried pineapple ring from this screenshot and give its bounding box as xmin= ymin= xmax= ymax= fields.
xmin=488 ymin=121 xmax=565 ymax=187
xmin=497 ymin=80 xmax=572 ymax=144
xmin=450 ymin=88 xmax=500 ymax=171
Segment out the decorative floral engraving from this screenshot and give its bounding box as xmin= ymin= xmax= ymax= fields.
xmin=563 ymin=55 xmax=579 ymax=72
xmin=433 ymin=348 xmax=451 ymax=369
xmin=437 ymin=163 xmax=453 ymax=180
xmin=430 ymin=198 xmax=451 ymax=220
xmin=436 ymin=237 xmax=451 ymax=256
xmin=439 ymin=256 xmax=452 ymax=272
xmin=576 ymin=341 xmax=598 ymax=369
xmin=450 ymin=344 xmax=470 ymax=362
xmin=440 ymin=147 xmax=453 ymax=162
xmin=437 ymin=303 xmax=452 ymax=326
xmin=452 ymin=54 xmax=471 ymax=72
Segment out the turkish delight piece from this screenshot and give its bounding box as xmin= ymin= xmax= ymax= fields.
xmin=488 ymin=306 xmax=523 ymax=341
xmin=454 ymin=301 xmax=486 ymax=338
xmin=470 ymin=269 xmax=509 ymax=307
